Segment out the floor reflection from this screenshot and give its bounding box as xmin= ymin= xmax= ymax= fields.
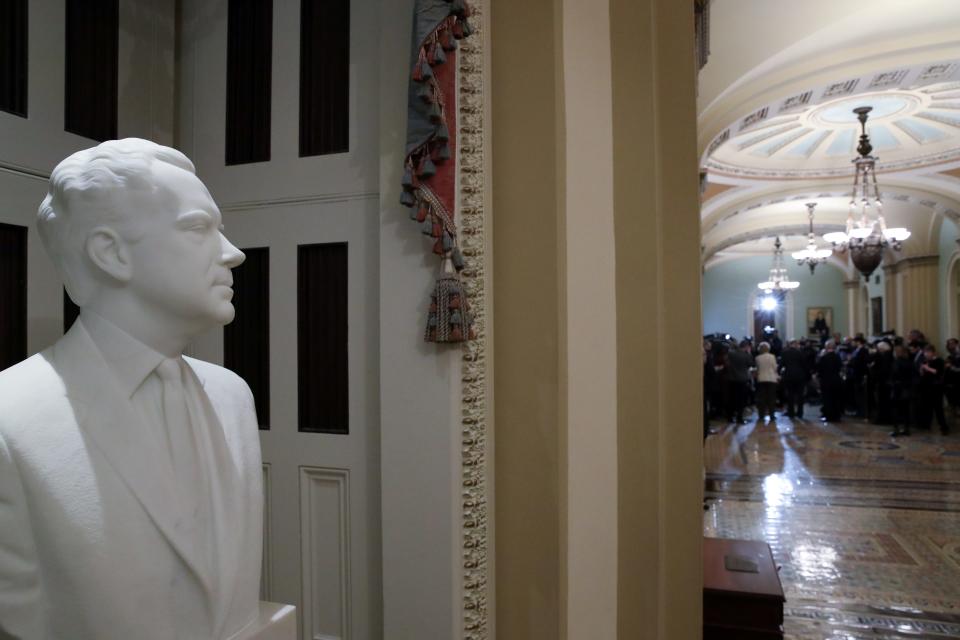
xmin=705 ymin=410 xmax=960 ymax=639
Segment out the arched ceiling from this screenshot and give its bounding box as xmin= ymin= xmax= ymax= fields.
xmin=698 ymin=0 xmax=960 ymax=263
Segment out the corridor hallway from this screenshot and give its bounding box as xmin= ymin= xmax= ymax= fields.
xmin=704 ymin=414 xmax=960 ymax=639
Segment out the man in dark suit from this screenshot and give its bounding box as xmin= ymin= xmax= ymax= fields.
xmin=817 ymin=340 xmax=844 ymax=422
xmin=847 ymin=337 xmax=870 ymax=418
xmin=918 ymin=344 xmax=949 ymax=434
xmin=726 ymin=341 xmax=754 ymax=424
xmin=780 ymin=340 xmax=808 ymax=419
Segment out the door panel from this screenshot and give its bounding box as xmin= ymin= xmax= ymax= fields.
xmin=193 ymin=199 xmax=380 ymax=640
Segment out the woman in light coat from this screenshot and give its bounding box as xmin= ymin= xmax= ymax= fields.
xmin=755 ymin=341 xmax=780 ymax=421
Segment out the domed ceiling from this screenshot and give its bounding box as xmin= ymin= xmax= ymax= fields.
xmin=705 ymin=70 xmax=960 ymax=180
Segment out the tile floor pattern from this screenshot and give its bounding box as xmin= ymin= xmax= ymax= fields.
xmin=704 ymin=411 xmax=960 ymax=639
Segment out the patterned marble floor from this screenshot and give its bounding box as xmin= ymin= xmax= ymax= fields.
xmin=704 ymin=410 xmax=960 ymax=639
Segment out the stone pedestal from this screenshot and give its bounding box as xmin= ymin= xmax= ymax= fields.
xmin=236 ymin=602 xmax=297 ymax=639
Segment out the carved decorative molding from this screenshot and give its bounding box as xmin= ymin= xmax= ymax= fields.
xmin=457 ymin=1 xmax=489 ymax=637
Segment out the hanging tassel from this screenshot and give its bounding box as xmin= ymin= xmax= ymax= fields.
xmin=434 ymin=44 xmax=447 ymax=65
xmin=451 ymin=247 xmax=465 ymax=271
xmin=425 ymin=275 xmax=471 ymax=343
xmin=453 ymin=21 xmax=464 ymax=39
xmin=400 ymin=190 xmax=416 ymax=207
xmin=416 ymin=203 xmax=429 ymax=223
xmin=432 ymin=238 xmax=443 ymax=255
xmin=421 ymin=219 xmax=434 ymax=236
xmin=409 ymin=207 xmax=418 ymax=221
xmin=402 ymin=167 xmax=415 ymax=190
xmin=420 ymin=59 xmax=433 ymax=80
xmin=417 ymin=83 xmax=433 ymax=103
xmin=442 ymin=232 xmax=454 ymax=252
xmin=461 ymin=19 xmax=474 ymax=37
xmin=432 ymin=222 xmax=442 ymax=238
xmin=419 ymin=156 xmax=437 ymax=178
xmin=428 ymin=101 xmax=442 ymax=123
xmin=435 ymin=123 xmax=450 ymax=141
xmin=437 ymin=143 xmax=451 ymax=162
xmin=451 ymin=0 xmax=466 ymax=15
xmin=441 ymin=29 xmax=457 ymax=51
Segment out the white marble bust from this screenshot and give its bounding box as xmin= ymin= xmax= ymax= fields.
xmin=0 ymin=139 xmax=265 ymax=639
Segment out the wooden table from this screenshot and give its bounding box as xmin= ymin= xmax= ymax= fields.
xmin=703 ymin=537 xmax=785 ymax=639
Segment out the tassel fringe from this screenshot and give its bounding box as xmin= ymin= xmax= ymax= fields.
xmin=425 ymin=275 xmax=476 ymax=343
xmin=403 ymin=1 xmax=475 ymax=343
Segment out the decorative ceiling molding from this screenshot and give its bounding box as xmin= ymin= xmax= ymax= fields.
xmin=703 ymin=65 xmax=960 ymax=179
xmin=704 ymin=223 xmax=846 ymax=262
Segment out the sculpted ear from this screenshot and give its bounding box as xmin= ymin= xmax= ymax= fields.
xmin=86 ymin=226 xmax=132 ymax=283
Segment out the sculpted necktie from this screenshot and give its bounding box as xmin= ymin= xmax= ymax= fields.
xmin=156 ymin=358 xmax=205 ymax=530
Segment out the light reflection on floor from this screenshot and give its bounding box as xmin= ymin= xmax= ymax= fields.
xmin=704 ymin=410 xmax=960 ymax=639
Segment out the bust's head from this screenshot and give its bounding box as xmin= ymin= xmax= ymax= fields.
xmin=38 ymin=139 xmax=244 ymax=348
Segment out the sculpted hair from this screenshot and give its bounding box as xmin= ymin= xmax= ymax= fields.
xmin=37 ymin=138 xmax=196 ymax=306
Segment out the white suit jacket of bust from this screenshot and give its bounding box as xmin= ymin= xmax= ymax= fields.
xmin=0 ymin=319 xmax=263 ymax=640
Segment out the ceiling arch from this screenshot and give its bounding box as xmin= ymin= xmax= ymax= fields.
xmin=698 ymin=0 xmax=960 ymax=160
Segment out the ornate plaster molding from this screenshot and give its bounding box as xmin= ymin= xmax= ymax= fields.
xmin=457 ymin=2 xmax=489 ymax=637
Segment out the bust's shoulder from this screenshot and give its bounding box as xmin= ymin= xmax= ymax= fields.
xmin=0 ymin=351 xmax=64 ymax=436
xmin=183 ymin=357 xmax=253 ymax=400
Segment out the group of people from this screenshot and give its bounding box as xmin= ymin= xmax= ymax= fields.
xmin=702 ymin=328 xmax=959 ymax=438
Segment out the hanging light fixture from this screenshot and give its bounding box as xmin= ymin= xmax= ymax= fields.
xmin=822 ymin=106 xmax=910 ymax=279
xmin=758 ymin=236 xmax=800 ymax=292
xmin=792 ymin=202 xmax=832 ymax=273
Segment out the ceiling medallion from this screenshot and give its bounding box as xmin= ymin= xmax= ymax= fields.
xmin=791 ymin=202 xmax=832 ymax=273
xmin=823 ymin=106 xmax=910 ymax=279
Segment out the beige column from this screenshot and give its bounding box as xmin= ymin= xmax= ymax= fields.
xmin=843 ymin=280 xmax=860 ymax=337
xmin=560 ymin=0 xmax=619 ymax=638
xmin=610 ymin=1 xmax=702 ymax=637
xmin=492 ymin=0 xmax=702 ymax=638
xmin=898 ymin=255 xmax=940 ymax=346
xmin=883 ymin=263 xmax=898 ymax=334
xmin=491 ymin=0 xmax=562 ymax=636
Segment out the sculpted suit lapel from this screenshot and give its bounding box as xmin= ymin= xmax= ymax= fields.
xmin=51 ymin=321 xmax=216 ymax=602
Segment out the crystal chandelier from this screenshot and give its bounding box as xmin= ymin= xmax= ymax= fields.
xmin=822 ymin=106 xmax=910 ymax=279
xmin=758 ymin=237 xmax=800 ymax=292
xmin=791 ymin=202 xmax=832 ymax=273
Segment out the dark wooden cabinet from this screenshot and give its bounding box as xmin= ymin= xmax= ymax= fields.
xmin=704 ymin=538 xmax=785 ymax=639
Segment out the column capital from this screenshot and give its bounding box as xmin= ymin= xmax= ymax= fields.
xmin=897 ymin=254 xmax=939 ymax=269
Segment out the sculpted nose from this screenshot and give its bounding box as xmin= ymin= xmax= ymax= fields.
xmin=220 ymin=233 xmax=245 ymax=268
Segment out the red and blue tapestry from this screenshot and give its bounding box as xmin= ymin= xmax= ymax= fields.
xmin=400 ymin=0 xmax=475 ymax=343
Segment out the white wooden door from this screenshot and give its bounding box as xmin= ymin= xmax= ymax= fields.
xmin=193 ymin=201 xmax=381 ymax=640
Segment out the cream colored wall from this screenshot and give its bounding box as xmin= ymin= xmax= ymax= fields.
xmin=492 ymin=0 xmax=703 ymax=638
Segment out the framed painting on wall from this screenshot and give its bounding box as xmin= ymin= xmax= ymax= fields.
xmin=807 ymin=306 xmax=833 ymax=339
